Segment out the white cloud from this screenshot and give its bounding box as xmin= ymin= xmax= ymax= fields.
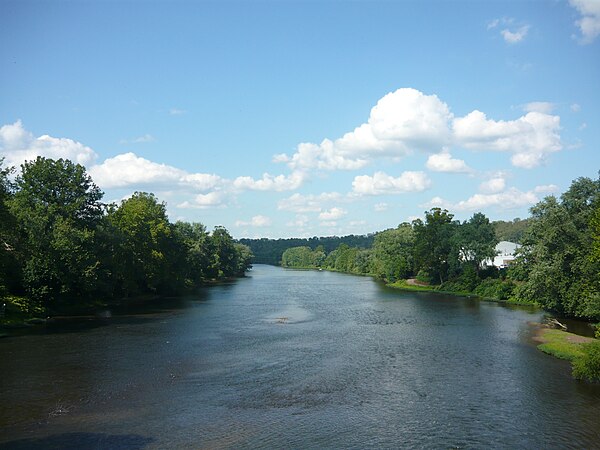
xmin=318 ymin=207 xmax=347 ymax=221
xmin=286 ymin=214 xmax=309 ymax=228
xmin=233 ymin=171 xmax=305 ymax=191
xmin=177 ymin=191 xmax=226 ymax=209
xmin=169 ymin=108 xmax=187 ymax=115
xmin=534 ymin=184 xmax=559 ymax=193
xmin=522 ymin=102 xmax=555 ymax=114
xmin=487 ymin=19 xmax=500 ymax=29
xmin=88 ymin=152 xmax=224 ymax=191
xmin=277 ymin=192 xmax=343 ymax=213
xmin=235 ymin=215 xmax=272 ymax=227
xmin=275 ymin=88 xmax=563 ymax=172
xmin=374 ymin=202 xmax=388 ymax=212
xmin=423 ymin=187 xmax=539 ymax=212
xmin=452 ymin=110 xmax=561 ymax=168
xmin=501 ymin=25 xmax=530 ymax=43
xmin=479 ymin=177 xmax=506 ymax=194
xmin=277 ymin=88 xmax=453 ymax=171
xmin=571 ymin=103 xmax=581 ymax=112
xmin=120 ymin=134 xmax=155 ymax=144
xmin=0 ymin=120 xmax=97 ymax=168
xmin=352 ymin=171 xmax=431 ymax=195
xmin=569 ymin=0 xmax=600 ymax=44
xmin=454 ymin=188 xmax=538 ymax=211
xmin=579 ymin=122 xmax=588 ymax=130
xmin=425 ymin=151 xmax=471 ymax=173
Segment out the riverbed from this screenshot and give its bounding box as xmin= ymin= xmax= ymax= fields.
xmin=1 ymin=264 xmax=599 ymax=448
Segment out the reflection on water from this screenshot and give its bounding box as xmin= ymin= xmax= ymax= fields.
xmin=1 ymin=265 xmax=599 ymax=448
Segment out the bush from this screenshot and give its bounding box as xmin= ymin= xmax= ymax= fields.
xmin=474 ymin=278 xmax=515 ymax=300
xmin=572 ymin=340 xmax=600 ymax=382
xmin=415 ymin=270 xmax=432 ymax=284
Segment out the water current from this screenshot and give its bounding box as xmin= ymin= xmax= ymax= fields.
xmin=1 ymin=264 xmax=599 ymax=448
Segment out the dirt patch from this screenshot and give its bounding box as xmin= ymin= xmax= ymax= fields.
xmin=405 ymin=278 xmax=429 ymax=287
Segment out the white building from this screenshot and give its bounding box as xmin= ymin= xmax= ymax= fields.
xmin=488 ymin=241 xmax=520 ymax=268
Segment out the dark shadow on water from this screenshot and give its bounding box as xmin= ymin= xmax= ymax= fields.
xmin=0 ymin=432 xmax=154 ymax=450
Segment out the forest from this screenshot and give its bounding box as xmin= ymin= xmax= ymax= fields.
xmin=0 ymin=157 xmax=252 ymax=318
xmin=280 ymin=175 xmax=600 ymax=322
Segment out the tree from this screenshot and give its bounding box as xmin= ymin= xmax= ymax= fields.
xmin=211 ymin=226 xmax=237 ymax=277
xmin=371 ymin=223 xmax=415 ymax=282
xmin=513 ymin=176 xmax=600 ymax=319
xmin=108 ymin=192 xmax=179 ymax=295
xmin=413 ymin=208 xmax=458 ymax=284
xmin=0 ymin=158 xmax=18 ymax=295
xmin=456 ymin=212 xmax=498 ymax=274
xmin=173 ymin=221 xmax=215 ymax=286
xmin=10 ymin=157 xmax=104 ymax=308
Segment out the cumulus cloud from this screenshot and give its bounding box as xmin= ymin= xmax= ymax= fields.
xmin=277 ymin=192 xmax=343 ymax=213
xmin=422 ymin=187 xmax=539 ymax=212
xmin=233 ymin=171 xmax=305 ymax=191
xmin=352 ymin=171 xmax=431 ymax=195
xmin=275 ymin=88 xmax=562 ymax=172
xmin=177 ymin=191 xmax=227 ymax=209
xmin=522 ymin=102 xmax=555 ymax=114
xmin=235 ymin=215 xmax=272 ymax=227
xmin=277 ymin=88 xmax=452 ymax=171
xmin=569 ymin=0 xmax=600 ymax=44
xmin=425 ymin=151 xmax=471 ymax=173
xmin=534 ymin=184 xmax=559 ymax=193
xmin=479 ymin=177 xmax=506 ymax=194
xmin=501 ymin=25 xmax=530 ymax=43
xmin=452 ymin=110 xmax=561 ymax=168
xmin=571 ymin=103 xmax=581 ymax=112
xmin=318 ymin=207 xmax=347 ymax=221
xmin=0 ymin=120 xmax=97 ymax=168
xmin=88 ymin=152 xmax=223 ymax=191
xmin=286 ymin=215 xmax=309 ymax=228
xmin=374 ymin=202 xmax=388 ymax=212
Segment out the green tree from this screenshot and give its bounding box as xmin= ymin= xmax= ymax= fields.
xmin=513 ymin=176 xmax=600 ymax=319
xmin=457 ymin=212 xmax=498 ymax=275
xmin=371 ymin=223 xmax=415 ymax=282
xmin=108 ymin=192 xmax=179 ymax=295
xmin=211 ymin=226 xmax=237 ymax=277
xmin=0 ymin=158 xmax=19 ymax=295
xmin=413 ymin=208 xmax=458 ymax=284
xmin=10 ymin=157 xmax=104 ymax=309
xmin=173 ymin=221 xmax=215 ymax=287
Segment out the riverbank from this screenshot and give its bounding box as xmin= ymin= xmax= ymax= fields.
xmin=533 ymin=326 xmax=595 ymax=360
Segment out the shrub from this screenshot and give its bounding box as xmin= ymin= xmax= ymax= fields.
xmin=474 ymin=278 xmax=515 ymax=300
xmin=415 ymin=270 xmax=433 ymax=284
xmin=572 ymin=340 xmax=600 ymax=382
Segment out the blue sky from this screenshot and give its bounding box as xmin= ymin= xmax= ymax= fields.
xmin=1 ymin=0 xmax=599 ymax=238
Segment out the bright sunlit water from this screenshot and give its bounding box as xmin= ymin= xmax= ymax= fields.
xmin=1 ymin=264 xmax=599 ymax=449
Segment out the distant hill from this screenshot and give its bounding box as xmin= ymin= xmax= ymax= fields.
xmin=238 ymin=234 xmax=375 ymax=265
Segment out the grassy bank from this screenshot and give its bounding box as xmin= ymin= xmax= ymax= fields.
xmin=534 ymin=328 xmax=592 ymax=360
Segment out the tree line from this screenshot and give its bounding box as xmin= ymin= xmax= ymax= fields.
xmin=281 ymin=175 xmax=600 ymax=321
xmin=239 ymin=234 xmax=375 ymax=265
xmin=0 ymin=157 xmax=252 ymax=316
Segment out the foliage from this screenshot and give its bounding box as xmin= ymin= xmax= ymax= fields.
xmin=512 ymin=176 xmax=600 ymax=319
xmin=0 ymin=157 xmax=251 ymax=318
xmin=572 ymin=340 xmax=600 ymax=382
xmin=413 ymin=208 xmax=458 ymax=284
xmin=240 ymin=235 xmax=374 ymax=265
xmin=456 ymin=212 xmax=498 ymax=274
xmin=371 ymin=224 xmax=414 ymax=282
xmin=9 ymin=157 xmax=105 ymax=307
xmin=492 ymin=218 xmax=530 ymax=243
xmin=473 ymin=278 xmax=515 ymax=300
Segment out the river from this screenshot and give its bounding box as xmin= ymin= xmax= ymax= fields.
xmin=1 ymin=264 xmax=599 ymax=449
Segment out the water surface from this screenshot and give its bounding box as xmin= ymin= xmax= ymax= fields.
xmin=1 ymin=265 xmax=599 ymax=448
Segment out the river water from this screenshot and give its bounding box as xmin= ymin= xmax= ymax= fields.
xmin=1 ymin=264 xmax=599 ymax=449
